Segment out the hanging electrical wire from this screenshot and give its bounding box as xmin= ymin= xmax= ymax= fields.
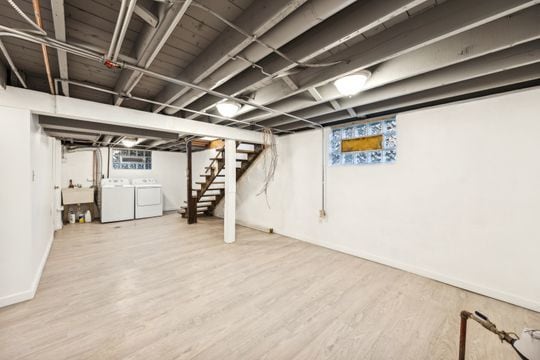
xmin=257 ymin=128 xmax=278 ymax=208
xmin=186 ymin=1 xmax=343 ymax=70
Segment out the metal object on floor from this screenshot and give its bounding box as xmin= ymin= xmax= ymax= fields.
xmin=459 ymin=310 xmax=539 ymax=360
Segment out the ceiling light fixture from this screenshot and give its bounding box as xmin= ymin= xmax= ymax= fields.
xmin=216 ymin=100 xmax=241 ymax=117
xmin=122 ymin=138 xmax=138 ymax=148
xmin=333 ymin=71 xmax=371 ymax=97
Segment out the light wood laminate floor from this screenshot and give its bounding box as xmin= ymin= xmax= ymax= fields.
xmin=0 ymin=214 xmax=538 ymax=359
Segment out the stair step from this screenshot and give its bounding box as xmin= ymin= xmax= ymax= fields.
xmin=183 ymin=201 xmax=213 ymax=205
xmin=216 ymin=148 xmax=255 ymax=154
xmin=179 ymin=207 xmax=208 ymax=211
xmin=181 ymin=202 xmax=211 ymax=207
xmin=195 ymin=181 xmax=225 ymax=185
xmin=210 ymin=157 xmax=247 ymax=161
xmin=179 ymin=209 xmax=208 ymax=215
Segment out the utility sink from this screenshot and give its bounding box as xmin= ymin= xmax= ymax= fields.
xmin=62 ymin=187 xmax=95 ymax=205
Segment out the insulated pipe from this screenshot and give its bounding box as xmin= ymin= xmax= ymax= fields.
xmin=107 ymin=0 xmax=127 ymax=60
xmin=112 ymin=0 xmax=138 ymax=62
xmin=0 ymin=39 xmax=27 ymax=87
xmin=31 ymin=0 xmax=55 ymax=94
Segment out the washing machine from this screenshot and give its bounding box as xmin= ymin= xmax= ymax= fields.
xmin=132 ymin=178 xmax=163 ymax=219
xmin=99 ymin=178 xmax=135 ymax=223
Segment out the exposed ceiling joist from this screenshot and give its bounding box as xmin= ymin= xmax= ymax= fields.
xmin=50 ymin=0 xmax=69 ymax=96
xmin=349 ymin=70 xmax=540 ymax=121
xmin=233 ymin=0 xmax=539 ymax=123
xmin=346 ymin=108 xmax=357 ymax=118
xmin=184 ymin=0 xmax=426 ymax=118
xmin=39 ymin=116 xmax=179 ymax=140
xmin=253 ymin=6 xmax=540 ymax=127
xmin=133 ymin=3 xmax=158 ymax=27
xmin=301 ymin=64 xmax=540 ymax=129
xmin=329 ymin=100 xmax=341 ymax=110
xmin=115 ymin=0 xmax=158 ymax=27
xmin=156 ymin=0 xmax=360 ymax=115
xmin=282 ymin=76 xmax=298 ymax=90
xmin=113 ymin=0 xmax=193 ymax=106
xmin=152 ymin=0 xmax=309 ymax=114
xmin=0 ymin=86 xmax=264 ymax=143
xmin=277 ymin=45 xmax=540 ymax=130
xmin=341 ymin=41 xmax=540 ymax=114
xmin=307 ymin=87 xmax=323 ymax=101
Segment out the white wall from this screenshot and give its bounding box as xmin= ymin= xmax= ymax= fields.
xmin=61 ymin=148 xmax=187 ymax=211
xmin=0 ymin=108 xmax=56 ymax=307
xmin=216 ymin=88 xmax=540 ymax=312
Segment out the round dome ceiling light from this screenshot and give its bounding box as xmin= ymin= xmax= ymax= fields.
xmin=216 ymin=100 xmax=241 ymax=117
xmin=122 ymin=138 xmax=138 ymax=148
xmin=333 ymin=71 xmax=371 ymax=97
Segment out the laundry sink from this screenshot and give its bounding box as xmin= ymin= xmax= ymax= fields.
xmin=62 ymin=187 xmax=94 ymax=205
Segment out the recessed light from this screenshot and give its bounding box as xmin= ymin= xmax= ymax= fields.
xmin=334 ymin=71 xmax=371 ymax=97
xmin=216 ymin=100 xmax=241 ymax=117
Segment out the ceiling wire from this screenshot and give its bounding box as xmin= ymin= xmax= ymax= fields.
xmin=53 ymin=78 xmax=293 ymax=135
xmin=186 ymin=1 xmax=343 ymax=70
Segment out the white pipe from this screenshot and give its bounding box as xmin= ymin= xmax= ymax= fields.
xmin=0 ymin=39 xmax=27 ymax=87
xmin=5 ymin=0 xmax=46 ymax=35
xmin=107 ymin=0 xmax=128 ymax=60
xmin=112 ymin=0 xmax=138 ymax=62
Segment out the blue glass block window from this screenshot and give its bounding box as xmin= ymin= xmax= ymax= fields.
xmin=328 ymin=118 xmax=397 ymax=166
xmin=112 ymin=149 xmax=152 ymax=170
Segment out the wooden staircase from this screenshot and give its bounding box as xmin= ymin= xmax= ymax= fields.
xmin=180 ymin=142 xmax=264 ymax=218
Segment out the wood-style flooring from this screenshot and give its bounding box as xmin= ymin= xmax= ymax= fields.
xmin=0 ymin=214 xmax=538 ymax=359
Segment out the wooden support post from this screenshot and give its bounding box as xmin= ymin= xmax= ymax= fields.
xmin=224 ymin=139 xmax=236 ymax=243
xmin=186 ymin=140 xmax=197 ymax=224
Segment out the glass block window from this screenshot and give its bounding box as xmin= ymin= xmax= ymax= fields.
xmin=112 ymin=149 xmax=152 ymax=170
xmin=329 ymin=118 xmax=397 ymax=166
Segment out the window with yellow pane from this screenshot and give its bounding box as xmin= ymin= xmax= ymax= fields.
xmin=329 ymin=118 xmax=397 ymax=165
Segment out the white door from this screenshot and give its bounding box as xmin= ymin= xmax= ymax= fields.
xmin=52 ymin=140 xmax=63 ymax=230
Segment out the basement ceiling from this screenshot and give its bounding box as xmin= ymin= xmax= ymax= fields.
xmin=1 ymin=0 xmax=539 ymax=151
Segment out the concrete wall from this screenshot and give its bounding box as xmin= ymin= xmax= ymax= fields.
xmin=216 ymin=88 xmax=540 ymax=312
xmin=0 ymin=108 xmax=55 ymax=307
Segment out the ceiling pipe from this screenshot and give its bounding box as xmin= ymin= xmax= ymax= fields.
xmin=153 ymin=0 xmax=313 ymax=114
xmin=107 ymin=0 xmax=128 ymax=60
xmin=0 ymin=25 xmax=317 ymax=130
xmin=31 ymin=0 xmax=54 ymax=94
xmin=113 ymin=0 xmax=193 ymax=106
xmin=53 ymin=78 xmax=292 ymax=134
xmin=165 ymin=0 xmax=425 ymax=116
xmin=113 ymin=0 xmax=138 ymax=62
xmin=6 ymin=0 xmax=46 ymax=35
xmin=0 ymin=40 xmax=27 ymax=88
